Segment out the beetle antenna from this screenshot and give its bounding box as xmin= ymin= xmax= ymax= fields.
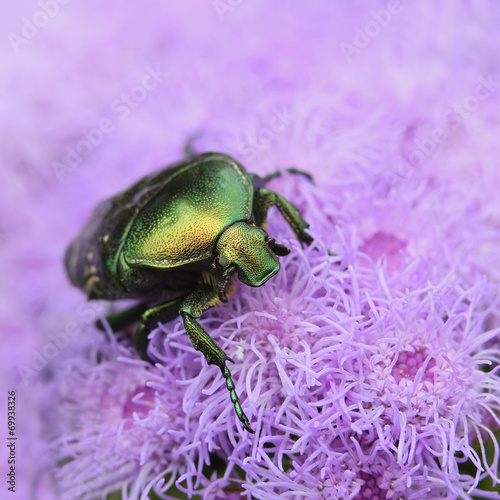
xmin=269 ymin=240 xmax=290 ymax=257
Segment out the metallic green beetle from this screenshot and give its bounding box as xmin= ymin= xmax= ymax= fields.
xmin=65 ymin=152 xmax=312 ymax=432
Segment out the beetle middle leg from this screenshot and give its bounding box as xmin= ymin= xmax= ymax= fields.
xmin=133 ymin=295 xmax=189 ymax=361
xmin=96 ymin=301 xmax=150 ymax=334
xmin=260 ymin=167 xmax=314 ymax=184
xmin=96 ymin=296 xmax=188 ymax=361
xmin=180 ymin=284 xmax=255 ymax=433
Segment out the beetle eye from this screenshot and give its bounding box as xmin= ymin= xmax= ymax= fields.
xmin=216 ymin=257 xmax=229 ymax=270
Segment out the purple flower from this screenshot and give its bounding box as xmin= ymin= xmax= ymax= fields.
xmin=48 ymin=172 xmax=500 ymax=499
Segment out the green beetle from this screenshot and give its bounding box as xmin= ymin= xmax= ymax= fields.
xmin=65 ymin=152 xmax=312 ymax=432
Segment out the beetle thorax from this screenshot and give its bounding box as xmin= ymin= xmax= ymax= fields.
xmin=215 ymin=222 xmax=280 ymax=287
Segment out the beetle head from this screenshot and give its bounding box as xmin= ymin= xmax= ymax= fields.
xmin=215 ymin=222 xmax=289 ymax=287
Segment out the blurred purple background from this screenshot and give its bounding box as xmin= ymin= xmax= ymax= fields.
xmin=1 ymin=1 xmax=500 ymax=499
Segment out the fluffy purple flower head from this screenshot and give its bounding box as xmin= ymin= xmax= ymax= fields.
xmin=51 ymin=173 xmax=500 ymax=499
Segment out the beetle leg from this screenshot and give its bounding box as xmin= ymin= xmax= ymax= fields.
xmin=96 ymin=301 xmax=150 ymax=333
xmin=253 ymin=187 xmax=313 ymax=246
xmin=180 ymin=285 xmax=255 ymax=433
xmin=134 ymin=295 xmax=188 ymax=361
xmin=263 ymin=168 xmax=313 ymax=184
xmin=183 ymin=132 xmax=202 ymax=157
xmin=250 ymin=168 xmax=314 ymax=189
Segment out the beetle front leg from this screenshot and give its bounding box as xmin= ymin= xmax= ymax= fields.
xmin=253 ymin=187 xmax=313 ymax=246
xmin=180 ymin=285 xmax=254 ymax=433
